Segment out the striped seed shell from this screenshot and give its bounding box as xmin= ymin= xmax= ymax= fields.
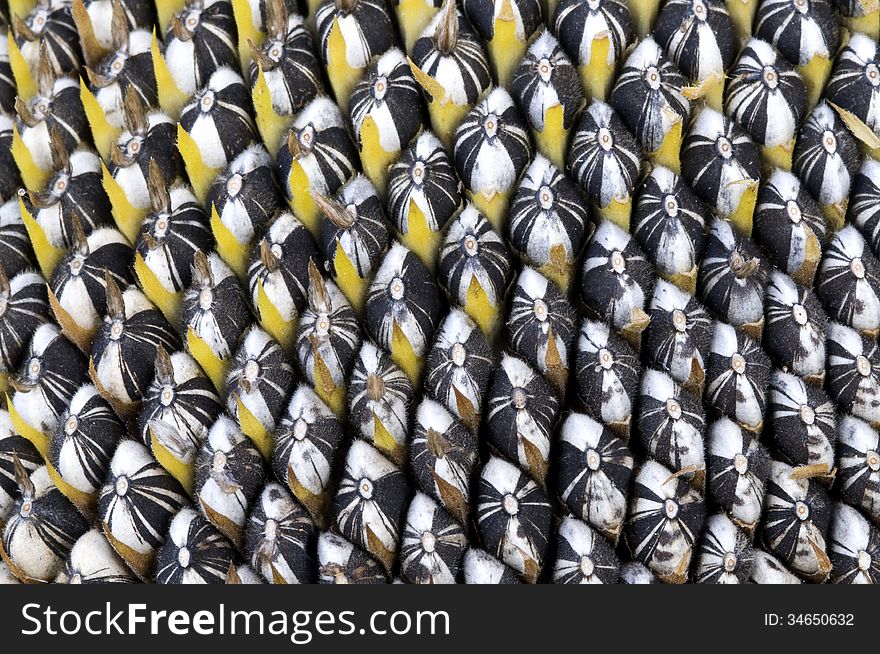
xmin=552 ymin=516 xmax=620 ymax=584
xmin=557 ymin=412 xmax=633 ymax=542
xmin=181 ymin=250 xmax=251 ymax=363
xmin=769 ymin=370 xmax=836 ymax=481
xmin=154 ymin=507 xmax=236 ymax=584
xmin=315 ymin=0 xmax=396 ymax=75
xmin=507 ymin=266 xmax=575 ymax=393
xmin=410 ymin=398 xmax=478 ymax=526
xmin=347 ymin=341 xmax=413 ymax=463
xmin=89 ymin=27 xmax=157 ymax=129
xmin=164 ymin=0 xmax=240 ymax=97
xmin=849 ymin=158 xmax=880 ymax=256
xmin=828 ymin=502 xmax=880 ymax=584
xmin=619 ymin=561 xmax=657 ymax=584
xmin=724 ymin=39 xmax=806 ymax=149
xmin=0 ymin=412 xmax=42 ymax=524
xmin=566 ymin=100 xmax=641 ymax=212
xmin=15 ymin=3 xmax=82 ymax=76
xmin=410 ymin=4 xmax=491 ymax=108
xmin=276 ymin=97 xmax=358 ymax=210
xmin=476 ymin=455 xmax=552 ymax=582
xmin=400 ymin=491 xmax=467 ymax=584
xmin=653 ymin=0 xmax=737 ymax=87
xmin=15 ymin=58 xmax=88 ymax=173
xmin=178 ymin=68 xmax=258 ymax=170
xmin=486 ymin=354 xmax=559 ymax=485
xmin=826 ymin=322 xmax=880 ymax=427
xmin=633 ymin=165 xmax=706 ymax=289
xmin=0 ymin=36 xmax=15 ymax=115
xmin=90 ymin=280 xmax=181 ymax=410
xmin=462 ymin=547 xmax=521 ymax=584
xmin=56 ymin=527 xmax=137 ymax=583
xmin=580 ymin=220 xmax=654 ymax=341
xmin=706 ymin=417 xmax=770 ymax=531
xmin=136 ymin=182 xmax=214 ymax=296
xmin=272 ymin=385 xmax=344 ymax=523
xmin=49 ymin=227 xmax=133 ymax=348
xmin=754 ymin=169 xmax=826 ymax=286
xmin=553 ymin=0 xmax=631 ymax=78
xmin=626 ymin=459 xmax=705 ymax=584
xmin=0 ymin=118 xmax=21 ymax=206
xmin=77 ymin=0 xmax=157 ymax=54
xmin=750 ymin=548 xmax=802 ymax=584
xmin=835 ymin=415 xmax=880 ymax=524
xmin=248 ymin=211 xmax=319 ymax=322
xmin=637 ymin=368 xmax=707 ymax=486
xmin=610 ymin=36 xmax=690 ymax=154
xmin=138 ymin=348 xmax=222 ymax=455
xmin=453 ymin=87 xmax=533 ymax=202
xmin=12 ymin=323 xmax=87 ymax=435
xmin=194 ymin=415 xmax=266 ymax=545
xmin=754 ymin=0 xmax=839 ymax=69
xmin=792 ymin=101 xmax=860 ymax=222
xmin=50 ymin=383 xmax=123 ymax=501
xmin=319 ymin=175 xmax=390 ymax=282
xmin=816 ymin=226 xmax=880 ymax=336
xmin=333 ymin=438 xmax=408 ymax=573
xmin=763 ymin=270 xmax=827 ymax=383
xmin=350 ymin=48 xmax=426 ymax=158
xmin=424 ymin=308 xmax=493 ymax=432
xmin=295 ymin=265 xmax=360 ymax=404
xmin=29 ymin=145 xmax=112 ymax=250
xmin=317 ymin=530 xmax=387 ymax=584
xmin=704 ymin=322 xmax=770 ymax=432
xmin=0 ymin=201 xmax=35 ymax=279
xmin=762 ymin=460 xmax=831 ymax=582
xmin=644 ymin=280 xmax=713 ymax=391
xmin=510 ymin=29 xmax=584 ymax=136
xmin=573 ymin=318 xmax=640 ymax=434
xmin=248 ymin=7 xmax=323 ymax=116
xmin=698 ymin=219 xmax=767 ymax=333
xmin=824 ymin=34 xmax=880 ymax=144
xmin=462 ymin=0 xmax=542 ymax=45
xmin=98 ymin=440 xmax=188 ymax=579
xmin=244 ymin=481 xmax=316 ymax=584
xmin=438 ymin=204 xmax=515 ymax=322
xmin=364 ymin=243 xmax=443 ymax=363
xmin=3 ymin=465 xmax=89 ymax=582
xmin=207 ymin=144 xmax=283 ymax=249
xmin=387 ymin=130 xmax=461 ymax=236
xmin=694 ymin=512 xmax=753 ymax=584
xmin=108 ymin=93 xmax=183 ymax=213
xmin=0 ymin=268 xmax=49 ymax=376
xmin=681 ymin=107 xmax=760 ymax=224
xmin=224 ymin=325 xmax=296 ymax=436
xmin=508 ymin=155 xmax=589 ymax=289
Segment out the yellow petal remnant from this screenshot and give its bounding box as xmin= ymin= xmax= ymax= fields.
xmin=152 ymin=29 xmax=189 ymax=119
xmin=256 ymin=278 xmax=297 ymax=351
xmin=134 ymin=250 xmax=182 ymax=325
xmin=11 ymin=124 xmax=49 ymax=191
xmin=80 ymin=77 xmax=119 ymax=162
xmin=485 ymin=0 xmax=526 ymax=88
xmin=19 ymin=197 xmax=62 ymax=279
xmin=252 ymin=65 xmax=292 ymax=157
xmin=102 ymin=160 xmax=146 ymax=243
xmin=7 ymin=32 xmax=35 ymax=100
xmin=210 ymin=203 xmax=249 ymax=279
xmin=177 ymin=123 xmax=223 ymax=204
xmin=187 ymin=326 xmax=228 ymax=392
xmin=236 ymin=396 xmax=274 ymax=460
